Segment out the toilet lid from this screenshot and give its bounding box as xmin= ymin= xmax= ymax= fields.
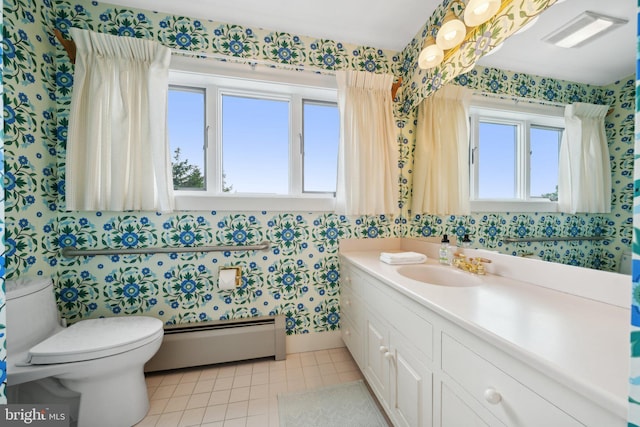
xmin=28 ymin=316 xmax=164 ymax=365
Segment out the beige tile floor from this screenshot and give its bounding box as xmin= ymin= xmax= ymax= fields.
xmin=135 ymin=347 xmax=363 ymax=427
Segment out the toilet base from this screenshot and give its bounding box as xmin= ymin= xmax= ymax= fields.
xmin=7 ymin=334 xmax=163 ymax=427
xmin=8 ymin=378 xmax=81 ymax=427
xmin=54 ymin=337 xmax=162 ymax=427
xmin=59 ymin=367 xmax=149 ymax=427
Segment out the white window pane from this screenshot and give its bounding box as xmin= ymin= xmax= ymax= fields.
xmin=530 ymin=126 xmax=561 ymax=200
xmin=169 ymin=87 xmax=206 ymax=190
xmin=222 ymin=95 xmax=289 ymax=194
xmin=303 ymin=101 xmax=339 ymax=193
xmin=478 ymin=122 xmax=516 ymax=199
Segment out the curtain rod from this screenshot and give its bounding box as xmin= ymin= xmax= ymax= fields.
xmin=472 ymin=91 xmax=566 ymax=108
xmin=54 ymin=30 xmax=402 ymax=98
xmin=171 ymin=49 xmax=336 ymax=76
xmin=472 ymin=91 xmax=614 ymax=116
xmin=171 ymin=49 xmax=403 ymax=98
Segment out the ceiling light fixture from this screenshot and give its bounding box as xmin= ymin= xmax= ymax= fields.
xmin=464 ymin=0 xmax=501 ymax=27
xmin=542 ymin=11 xmax=628 ymax=48
xmin=418 ymin=36 xmax=444 ymax=69
xmin=436 ymin=9 xmax=467 ymax=50
xmin=418 ymin=0 xmax=504 ymax=70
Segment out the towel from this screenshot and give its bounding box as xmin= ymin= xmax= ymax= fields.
xmin=379 ymin=251 xmax=427 ymax=265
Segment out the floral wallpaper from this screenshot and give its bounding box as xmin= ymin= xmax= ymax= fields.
xmin=628 ymin=4 xmax=640 ymax=425
xmin=0 ymin=0 xmax=5 ymax=404
xmin=1 ymin=0 xmax=635 ymax=409
xmin=3 ymin=0 xmax=633 ymax=331
xmin=3 ymin=0 xmax=403 ymax=340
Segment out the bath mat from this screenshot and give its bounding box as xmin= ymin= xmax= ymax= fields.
xmin=278 ymin=380 xmax=388 ymax=427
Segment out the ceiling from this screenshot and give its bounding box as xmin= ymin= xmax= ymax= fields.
xmin=477 ymin=0 xmax=635 ymax=86
xmin=109 ymin=0 xmax=635 ymax=86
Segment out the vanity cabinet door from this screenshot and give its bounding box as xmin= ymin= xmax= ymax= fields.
xmin=390 ymin=334 xmax=433 ymax=427
xmin=365 ymin=315 xmax=390 ymax=401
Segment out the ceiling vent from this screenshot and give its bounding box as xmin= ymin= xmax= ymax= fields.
xmin=542 ymin=11 xmax=627 ymax=48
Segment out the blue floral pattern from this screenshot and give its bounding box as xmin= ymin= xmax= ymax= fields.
xmin=98 ymin=8 xmax=152 ymax=39
xmin=309 ymin=39 xmax=347 ymax=70
xmin=55 ymin=269 xmax=100 ymax=319
xmin=262 ymin=32 xmax=305 ymax=64
xmin=1 ymin=2 xmax=636 ymax=411
xmin=268 ymin=214 xmax=309 ymax=256
xmin=162 ymin=264 xmax=212 ymax=310
xmin=213 ymin=24 xmax=259 ymax=58
xmin=267 ymin=259 xmax=310 ymax=301
xmin=158 ymin=16 xmax=207 ymax=51
xmin=104 ymin=266 xmax=158 ymax=315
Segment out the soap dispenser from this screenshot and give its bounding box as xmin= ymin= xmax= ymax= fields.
xmin=439 ymin=234 xmax=450 ymax=265
xmin=461 ymin=234 xmax=471 ymax=248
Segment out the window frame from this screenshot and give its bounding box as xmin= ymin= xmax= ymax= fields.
xmin=168 ymin=56 xmax=339 ymax=212
xmin=469 ymin=98 xmax=565 ymax=213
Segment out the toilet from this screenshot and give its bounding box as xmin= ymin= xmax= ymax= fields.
xmin=7 ymin=277 xmax=164 ymax=427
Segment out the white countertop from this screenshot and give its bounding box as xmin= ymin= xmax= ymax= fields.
xmin=340 ymin=240 xmax=630 ymax=419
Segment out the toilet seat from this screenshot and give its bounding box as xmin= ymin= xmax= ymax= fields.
xmin=27 ymin=316 xmax=164 ymax=365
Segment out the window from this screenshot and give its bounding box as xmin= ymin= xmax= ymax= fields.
xmin=168 ymin=57 xmax=339 ymax=211
xmin=221 ymin=94 xmax=290 ymax=194
xmin=469 ymin=101 xmax=564 ymax=212
xmin=302 ymin=100 xmax=340 ymax=193
xmin=169 ymin=87 xmax=206 ymax=191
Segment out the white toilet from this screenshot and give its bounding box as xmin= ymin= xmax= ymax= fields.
xmin=7 ymin=277 xmax=164 ymax=427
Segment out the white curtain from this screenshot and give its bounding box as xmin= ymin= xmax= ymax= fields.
xmin=335 ymin=70 xmax=399 ymax=216
xmin=411 ymin=85 xmax=470 ymax=215
xmin=558 ymin=103 xmax=610 ymax=214
xmin=66 ymin=28 xmax=174 ymax=212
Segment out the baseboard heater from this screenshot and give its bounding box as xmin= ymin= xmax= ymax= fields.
xmin=144 ymin=315 xmax=286 ymax=372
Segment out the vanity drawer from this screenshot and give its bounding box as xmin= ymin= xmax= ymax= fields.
xmin=342 ymin=265 xmax=368 ymax=295
xmin=341 ymin=316 xmax=364 ymax=369
xmin=441 ymin=333 xmax=583 ymax=427
xmin=341 ymin=285 xmax=365 ymax=332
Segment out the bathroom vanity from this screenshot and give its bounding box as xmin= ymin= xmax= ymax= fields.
xmin=339 ymin=238 xmax=629 ymax=427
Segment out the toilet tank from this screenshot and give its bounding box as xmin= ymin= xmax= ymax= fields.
xmin=6 ymin=278 xmax=62 ymax=354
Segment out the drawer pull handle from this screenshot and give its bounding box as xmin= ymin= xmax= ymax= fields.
xmin=379 ymin=346 xmax=389 ymax=354
xmin=383 ymin=351 xmax=394 ymax=362
xmin=484 ymin=388 xmax=502 ymax=405
xmin=345 ymin=299 xmax=351 ymax=306
xmin=344 ymin=329 xmax=351 ymax=336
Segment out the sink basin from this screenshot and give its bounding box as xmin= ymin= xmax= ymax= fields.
xmin=396 ymin=264 xmax=482 ymax=287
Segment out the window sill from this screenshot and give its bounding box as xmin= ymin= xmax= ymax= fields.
xmin=470 ymin=200 xmax=558 ymax=213
xmin=174 ymin=193 xmax=336 ymax=212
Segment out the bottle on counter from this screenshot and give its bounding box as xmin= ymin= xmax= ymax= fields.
xmin=439 ymin=234 xmax=450 ymax=265
xmin=461 ymin=234 xmax=471 ymax=248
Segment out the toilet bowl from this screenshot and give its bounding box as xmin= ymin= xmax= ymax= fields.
xmin=7 ymin=277 xmax=164 ymax=427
